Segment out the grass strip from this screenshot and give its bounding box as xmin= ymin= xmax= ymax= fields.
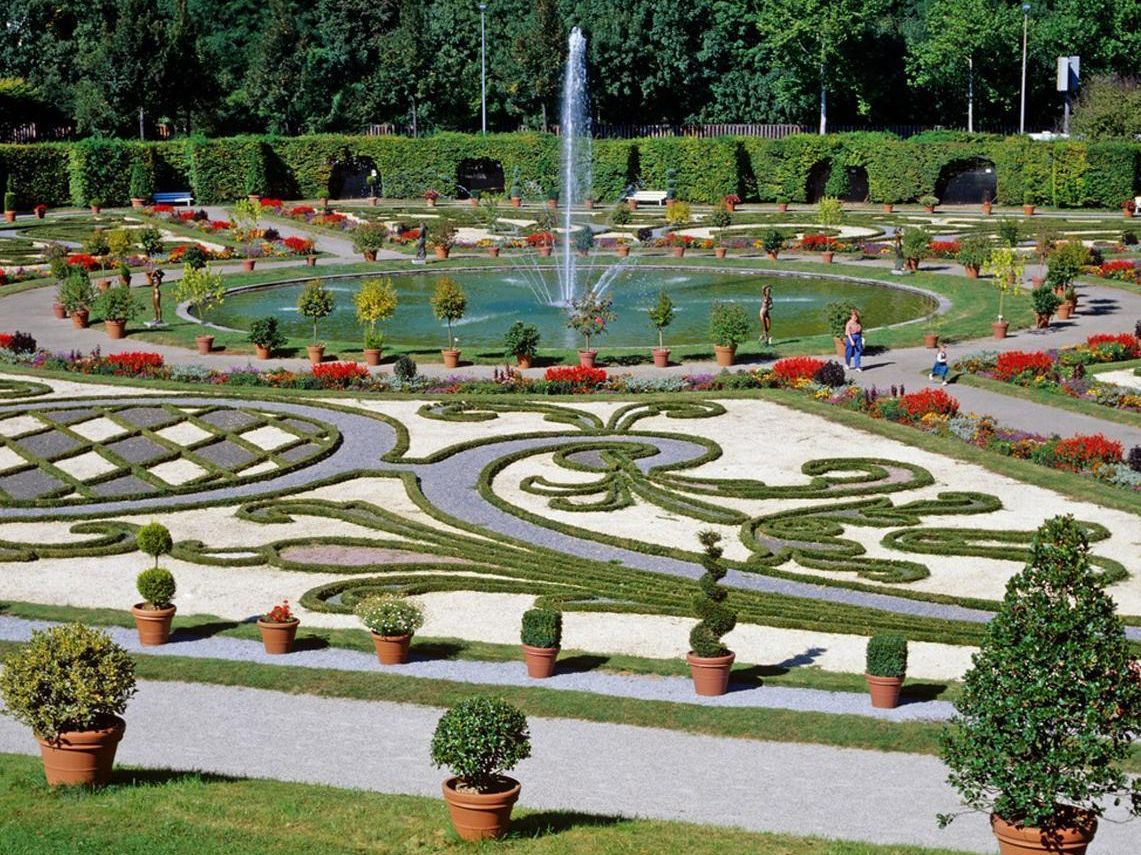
xmin=956 ymin=373 xmax=1141 ymax=429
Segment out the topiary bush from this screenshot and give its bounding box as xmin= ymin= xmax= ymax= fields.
xmin=0 ymin=623 xmax=136 ymax=740
xmin=708 ymin=302 xmax=750 ymax=348
xmin=503 ymin=322 xmax=540 ymax=359
xmin=689 ymin=530 xmax=737 ymax=658
xmin=814 ymin=360 xmax=847 ymax=388
xmin=825 ymin=301 xmax=858 ymax=339
xmin=393 ymin=354 xmax=417 ymax=382
xmin=939 ymin=515 xmax=1141 ymax=834
xmin=430 ymin=696 xmax=531 ymax=793
xmin=135 ymin=522 xmax=172 ymax=569
xmin=247 ymin=316 xmax=287 ymax=352
xmin=865 ymin=634 xmax=908 ymax=678
xmin=520 ymin=608 xmax=562 ymax=649
xmin=136 ymin=568 xmax=175 ymax=609
xmin=354 ymin=594 xmax=424 ymax=637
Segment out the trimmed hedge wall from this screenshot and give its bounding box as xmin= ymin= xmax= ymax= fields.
xmin=0 ymin=132 xmax=1136 ymax=208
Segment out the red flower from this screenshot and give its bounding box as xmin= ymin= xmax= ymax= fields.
xmin=1053 ymin=434 xmax=1122 ymax=470
xmin=543 ymin=365 xmax=607 ymax=390
xmin=67 ymin=253 xmax=100 ymax=270
xmin=1085 ymin=333 xmax=1141 ymax=358
xmin=897 ymin=388 xmax=959 ymax=420
xmin=150 ymin=204 xmax=174 ymax=214
xmin=289 ymin=205 xmax=315 ymax=217
xmin=799 ymin=234 xmax=837 ymax=251
xmin=104 ymin=352 xmax=165 ymax=376
xmin=259 ymin=198 xmax=284 ymax=209
xmin=772 ymin=357 xmax=826 ymax=383
xmin=994 ymin=351 xmax=1055 ymax=381
xmin=0 ymin=334 xmax=12 ymax=349
xmin=311 ymin=361 xmax=369 ymax=388
xmin=283 ymin=236 xmax=314 ymax=254
xmin=264 ymin=599 xmax=295 ymax=623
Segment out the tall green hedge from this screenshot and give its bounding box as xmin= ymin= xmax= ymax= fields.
xmin=1 ymin=132 xmax=1136 ymax=208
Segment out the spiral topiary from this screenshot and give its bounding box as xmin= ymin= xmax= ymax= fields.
xmin=689 ymin=530 xmax=737 ymax=657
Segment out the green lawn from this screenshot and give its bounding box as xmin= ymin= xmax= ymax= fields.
xmin=955 ymin=373 xmax=1141 ymax=428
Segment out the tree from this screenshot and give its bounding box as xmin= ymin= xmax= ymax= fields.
xmin=511 ymin=0 xmax=564 ymax=129
xmin=430 ymin=277 xmax=467 ymax=350
xmin=1070 ymin=75 xmax=1141 ymax=140
xmin=245 ymin=0 xmax=308 ymax=133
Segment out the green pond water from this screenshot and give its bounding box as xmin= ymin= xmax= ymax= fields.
xmin=206 ymin=268 xmax=936 ymax=349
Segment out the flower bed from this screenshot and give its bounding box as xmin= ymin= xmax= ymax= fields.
xmin=1091 ymin=259 xmax=1137 ymax=283
xmin=0 ymin=267 xmax=40 ymax=287
xmin=311 ymin=361 xmax=370 ymax=389
xmin=104 ymin=352 xmax=165 ymax=376
xmin=772 ymin=357 xmax=826 ymax=383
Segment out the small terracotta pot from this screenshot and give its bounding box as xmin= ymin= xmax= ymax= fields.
xmin=672 ymin=246 xmax=686 ymax=258
xmin=242 ymin=259 xmax=256 ymax=272
xmin=257 ymin=619 xmax=299 ymax=655
xmin=307 ymin=344 xmax=325 ymax=365
xmin=521 ymin=644 xmax=559 ymax=679
xmin=652 ymin=347 xmax=670 ymax=368
xmin=90 ymin=205 xmax=101 ymax=215
xmin=982 ymin=202 xmax=993 ymax=216
xmin=434 ymin=246 xmax=449 ymax=260
xmin=686 ymin=650 xmax=735 ymax=696
xmin=865 ymin=674 xmax=903 ymax=709
xmin=37 ymin=716 xmax=125 ymax=787
xmin=924 ymin=205 xmax=935 ymax=214
xmin=131 ymin=198 xmax=145 ymax=210
xmin=486 ymin=246 xmax=500 ymax=257
xmin=965 ymin=265 xmax=979 ymax=280
xmin=546 ymin=198 xmax=557 ymax=210
xmin=442 ymin=348 xmax=461 ymax=368
xmin=578 ymin=349 xmax=597 ymax=368
xmin=714 ymin=247 xmax=727 ymax=259
xmin=537 ymin=246 xmax=552 ymax=257
xmin=255 ymin=344 xmax=271 ymax=360
xmin=131 ymin=603 xmax=176 ymax=646
xmin=196 ymin=335 xmax=214 ymax=355
xmin=442 ymin=776 xmax=521 ymax=841
xmin=992 ymin=320 xmax=1009 ymax=340
xmin=777 ymin=203 xmax=789 ymax=213
xmin=469 ymin=197 xmax=479 ymax=208
xmin=306 ymin=255 xmax=317 ymax=267
xmin=1035 ymin=313 xmax=1051 ymax=329
xmin=35 ymin=209 xmax=46 ymax=219
xmin=821 ymin=250 xmax=834 ymax=264
xmin=627 ymin=199 xmax=638 ymax=212
xmin=1057 ymin=302 xmax=1074 ymax=320
xmin=1023 ymin=204 xmax=1036 ymax=216
xmin=97 ymin=279 xmax=111 ymax=294
xmin=52 ymin=302 xmax=68 ymax=320
xmin=882 ymin=204 xmax=894 ymax=213
xmin=119 ymin=273 xmax=130 ymax=287
xmin=371 ymin=632 xmax=412 ymax=665
xmin=990 ymin=812 xmax=1096 ymax=855
xmin=766 ymin=251 xmax=779 ymax=261
xmin=71 ymin=309 xmax=90 ymax=329
xmin=511 ymin=197 xmax=521 ymax=208
xmin=584 ymin=198 xmax=594 ymax=210
xmin=1124 ymin=208 xmax=1134 ymax=219
xmin=363 ymin=348 xmax=382 ymax=367
xmin=713 ymin=344 xmax=736 ymax=367
xmin=515 ymin=354 xmax=533 ymax=369
xmin=318 ymin=198 xmax=328 ymax=209
xmin=725 ymin=202 xmax=736 ymax=213
xmin=247 ymin=194 xmax=261 ymax=204
xmin=362 ymin=250 xmax=377 ymax=262
xmin=923 ymin=333 xmax=938 ymax=349
xmin=616 ymin=246 xmax=630 ymax=258
xmin=3 ymin=211 xmax=15 ymax=223
xmin=425 ymin=197 xmax=436 ymax=207
xmin=834 ymin=337 xmax=847 ymax=358
xmin=104 ymin=319 xmax=126 ymax=340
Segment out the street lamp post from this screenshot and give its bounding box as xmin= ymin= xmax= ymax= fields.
xmin=479 ymin=3 xmax=488 ymax=135
xmin=1019 ymin=3 xmax=1030 ymax=134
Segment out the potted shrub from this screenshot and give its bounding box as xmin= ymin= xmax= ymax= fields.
xmin=567 ymin=290 xmax=615 ymax=368
xmin=231 ymin=198 xmax=262 ymax=271
xmin=1058 ymin=284 xmax=1077 ymax=320
xmin=34 ymin=203 xmax=47 ymax=220
xmin=1045 ymin=240 xmax=1088 ymax=297
xmin=686 ymin=530 xmax=737 ymax=696
xmin=956 ymin=235 xmax=990 ymax=280
xmin=298 ymin=278 xmax=335 ymax=364
xmin=3 ymin=176 xmax=15 ymax=222
xmin=431 ymin=696 xmax=531 ymax=841
xmin=546 ymin=189 xmax=558 ymax=210
xmin=865 ymin=634 xmax=907 ymax=708
xmin=128 ymin=160 xmax=152 ymax=209
xmin=722 ymin=193 xmax=740 ymax=213
xmin=258 ymin=599 xmax=300 ymax=655
xmin=938 ymin=516 xmax=1141 ymax=854
xmin=708 ymin=301 xmax=750 ymax=366
xmin=89 ymin=197 xmax=103 ymax=215
xmin=503 ymin=321 xmax=540 ymax=369
xmin=509 ymin=176 xmax=522 ymax=207
xmin=983 ymin=247 xmax=1025 ymax=339
xmin=365 ymin=172 xmax=380 ymax=205
xmin=520 ymin=607 xmax=561 ymax=678
xmin=61 ymin=267 xmax=95 ymax=328
xmin=919 ymin=194 xmax=940 ymax=214
xmin=826 ymin=300 xmax=858 ymax=358
xmin=175 ymin=263 xmax=226 ymax=354
xmin=614 ymin=237 xmax=631 ymax=258
xmin=131 ymin=522 xmax=176 ymax=646
xmin=430 ymin=276 xmax=466 ymax=368
xmin=776 ymin=195 xmax=790 ymax=213
xmin=573 ymin=226 xmax=594 ymax=257
xmin=0 ymin=623 xmax=135 ymax=787
xmin=248 ymin=315 xmax=286 ymax=359
xmin=354 ymin=277 xmax=397 ymax=366
xmin=1123 ymin=199 xmax=1136 ymax=219
xmin=423 ymin=188 xmax=439 ymax=208
xmin=901 ymin=227 xmax=930 ymax=272
xmin=1022 ymin=190 xmax=1037 ymax=217
xmin=648 ymin=290 xmax=674 ymax=367
xmin=429 ymin=219 xmax=457 ymax=260
xmin=710 ymin=202 xmax=732 ymax=258
xmin=355 ymin=594 xmax=424 ymax=665
xmin=762 ymin=229 xmax=784 ymax=260
xmin=94 ymin=284 xmax=141 ymax=340
xmin=1030 ymin=284 xmax=1061 ymax=328
xmin=817 ymin=196 xmax=843 ymax=263
xmin=351 ymin=222 xmax=388 ymax=261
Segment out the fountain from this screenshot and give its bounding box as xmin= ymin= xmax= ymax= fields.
xmin=558 ymin=26 xmax=591 ymax=306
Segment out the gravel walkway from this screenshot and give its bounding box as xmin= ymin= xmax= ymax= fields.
xmin=0 ymin=616 xmax=955 ymax=722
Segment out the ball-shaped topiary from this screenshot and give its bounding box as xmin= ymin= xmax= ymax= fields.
xmin=136 ymin=567 xmax=175 ymax=609
xmin=865 ymin=634 xmax=908 ymax=678
xmin=520 ymin=608 xmax=562 ymax=649
xmin=430 ymin=696 xmax=531 ymax=793
xmin=939 ymin=515 xmax=1141 ymax=834
xmin=689 ymin=530 xmax=737 ymax=658
xmin=135 ymin=522 xmax=172 ymax=569
xmin=354 ymin=594 xmax=424 ymax=637
xmin=0 ymin=623 xmax=136 ymax=740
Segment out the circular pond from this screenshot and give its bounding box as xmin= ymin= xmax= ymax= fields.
xmin=207 ymin=268 xmax=937 ymax=349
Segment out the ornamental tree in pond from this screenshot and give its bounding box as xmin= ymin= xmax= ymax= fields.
xmin=938 ymin=515 xmax=1141 ymax=835
xmin=567 ymin=290 xmax=616 ymax=352
xmin=689 ymin=530 xmax=737 ymax=658
xmin=430 ymin=277 xmax=466 ymax=350
xmin=354 ymin=277 xmax=397 ymax=350
xmin=298 ymin=278 xmax=335 ymax=345
xmin=174 ymin=264 xmax=226 ymax=322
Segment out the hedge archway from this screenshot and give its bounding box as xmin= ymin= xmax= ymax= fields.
xmin=805 ymin=160 xmax=832 ymax=203
xmin=328 ymin=156 xmax=379 ymax=200
xmin=935 ymin=158 xmax=997 ymax=205
xmin=456 ymin=158 xmax=505 ymax=199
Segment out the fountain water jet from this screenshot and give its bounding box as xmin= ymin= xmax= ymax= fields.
xmin=558 ymin=27 xmax=591 ymax=306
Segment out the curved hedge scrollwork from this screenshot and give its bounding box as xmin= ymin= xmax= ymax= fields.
xmin=0 ymin=380 xmax=53 ymax=401
xmin=0 ymin=521 xmax=139 ymax=562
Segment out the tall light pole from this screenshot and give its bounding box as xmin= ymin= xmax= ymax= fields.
xmin=479 ymin=3 xmax=488 ymax=135
xmin=1019 ymin=3 xmax=1030 ymax=134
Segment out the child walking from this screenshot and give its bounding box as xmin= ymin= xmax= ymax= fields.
xmin=929 ymin=343 xmax=949 ymax=385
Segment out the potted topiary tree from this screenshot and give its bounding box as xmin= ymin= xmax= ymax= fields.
xmin=817 ymin=196 xmax=843 ymax=263
xmin=520 ymin=607 xmax=561 ymax=678
xmin=61 ymin=267 xmax=95 ymax=329
xmin=708 ymin=301 xmax=750 ymax=367
xmin=865 ymin=634 xmax=908 ymax=708
xmin=298 ymin=278 xmax=335 ymax=364
xmin=648 ymin=290 xmax=674 ymax=367
xmin=983 ymin=247 xmax=1025 ymax=339
xmin=573 ymin=226 xmax=594 ymax=257
xmin=1045 ymin=240 xmax=1088 ymax=298
xmin=3 ymin=176 xmax=16 ymax=222
xmin=919 ymin=194 xmax=940 ymax=214
xmin=355 ymin=593 xmax=424 ymax=665
xmin=175 ymin=263 xmax=226 ymax=354
xmin=710 ymin=201 xmax=732 ymax=258
xmin=131 ymin=521 xmax=176 ymax=646
xmin=248 ymin=315 xmax=287 ymax=359
xmin=231 ymin=198 xmax=262 ymax=271
xmin=1058 ymin=284 xmax=1077 ymax=320
xmin=128 ymin=160 xmax=152 ymax=210
xmin=430 ymin=276 xmax=466 ymax=368
xmin=776 ymin=194 xmax=790 ymax=213
xmin=687 ymin=530 xmax=737 ymax=696
xmin=93 ymin=284 xmax=141 ymax=340
xmin=0 ymin=623 xmax=136 ymax=786
xmin=258 ymin=599 xmax=300 ymax=655
xmin=503 ymin=321 xmax=540 ymax=369
xmin=567 ymin=290 xmax=616 ymax=368
xmin=956 ymin=236 xmax=990 ymax=280
xmin=351 ymin=222 xmax=388 ymax=261
xmin=902 ymin=227 xmax=930 ymax=272
xmin=429 ymin=219 xmax=457 ymax=260
xmin=1022 ymin=190 xmax=1037 ymax=217
xmin=431 ymin=696 xmax=531 ymax=841
xmin=939 ymin=515 xmax=1141 ymax=854
xmin=762 ymin=229 xmax=784 ymax=261
xmin=826 ymin=301 xmax=858 ymax=358
xmin=354 ymin=277 xmax=398 ymax=366
xmin=1030 ymin=284 xmax=1062 ymax=329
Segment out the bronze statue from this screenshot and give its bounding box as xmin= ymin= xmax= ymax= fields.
xmin=150 ymin=267 xmax=165 ymax=324
xmin=759 ymin=284 xmax=773 ymax=345
xmin=893 ymin=228 xmax=905 ymax=273
xmin=415 ymin=222 xmax=427 ymax=261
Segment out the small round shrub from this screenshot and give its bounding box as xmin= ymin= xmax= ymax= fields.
xmin=0 ymin=623 xmax=136 ymax=740
xmin=814 ymin=360 xmax=847 ymax=387
xmin=136 ymin=567 xmax=175 ymax=609
xmin=135 ymin=522 xmax=172 ymax=569
xmin=520 ymin=608 xmax=562 ymax=648
xmin=866 ymin=634 xmax=908 ymax=678
xmin=708 ymin=302 xmax=751 ymax=347
xmin=430 ymin=696 xmax=531 ymax=793
xmin=355 ymin=594 xmax=424 ymax=637
xmin=393 ymin=354 xmax=417 ymax=382
xmin=609 ymin=203 xmax=631 ymax=226
xmin=1128 ymin=445 xmax=1141 ymax=473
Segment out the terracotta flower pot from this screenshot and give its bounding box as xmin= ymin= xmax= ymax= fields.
xmin=713 ymin=344 xmax=736 ymax=367
xmin=257 ymin=618 xmax=299 ymax=655
xmin=1057 ymin=302 xmax=1074 ymax=320
xmin=821 ymin=250 xmax=834 ymax=264
xmin=90 ymin=206 xmax=101 ymax=215
xmin=469 ymin=197 xmax=479 ymax=208
xmin=307 ymin=344 xmax=325 ymax=365
xmin=196 ymin=335 xmax=214 ymax=355
xmin=521 ymin=644 xmax=559 ymax=679
xmin=686 ymin=650 xmax=735 ymax=696
xmin=510 ymin=197 xmax=521 ymax=208
xmin=97 ymin=280 xmax=111 ymax=294
xmin=131 ymin=603 xmax=176 ymax=646
xmin=714 ymin=247 xmax=727 ymax=259
xmin=924 ymin=205 xmax=935 ymax=214
xmin=318 ymin=198 xmax=328 ymax=209
xmin=777 ymin=203 xmax=789 ymax=213
xmin=3 ymin=211 xmax=14 ymax=223
xmin=255 ymin=344 xmax=271 ymax=360
xmin=371 ymin=632 xmax=411 ymax=665
xmin=434 ymin=246 xmax=449 ymax=260
xmin=486 ymin=246 xmax=500 ymax=257
xmin=725 ymin=202 xmax=736 ymax=213
xmin=652 ymin=347 xmax=670 ymax=368
xmin=992 ymin=320 xmax=1009 ymax=340
xmin=37 ymin=716 xmax=125 ymax=787
xmin=923 ymin=333 xmax=938 ymax=349
xmin=71 ymin=309 xmax=90 ymax=329
xmin=131 ymin=198 xmax=144 ymax=210
xmin=865 ymin=674 xmax=903 ymax=709
xmin=766 ymin=251 xmax=779 ymax=261
xmin=515 ymin=354 xmax=533 ymax=369
xmin=982 ymin=202 xmax=993 ymax=216
xmin=306 ymin=255 xmax=317 ymax=267
xmin=585 ymin=198 xmax=595 ymax=210
xmin=442 ymin=349 xmax=461 ymax=368
xmin=546 ymin=199 xmax=557 ymax=210
xmin=1023 ymin=204 xmax=1036 ymax=216
xmin=627 ymin=199 xmax=638 ymax=212
xmin=882 ymin=204 xmax=894 ymax=213
xmin=615 ymin=246 xmax=630 ymax=258
xmin=537 ymin=246 xmax=552 ymax=257
xmin=1035 ymin=313 xmax=1051 ymax=329
xmin=672 ymin=246 xmax=686 ymax=258
xmin=990 ymin=813 xmax=1097 ymax=855
xmin=247 ymin=194 xmax=261 ymax=204
xmin=965 ymin=265 xmax=979 ymax=279
xmin=425 ymin=197 xmax=436 ymax=208
xmin=104 ymin=319 xmax=126 ymax=340
xmin=242 ymin=259 xmax=256 ymax=272
xmin=362 ymin=250 xmax=377 ymax=262
xmin=35 ymin=209 xmax=46 ymax=219
xmin=442 ymin=776 xmax=521 ymax=841
xmin=578 ymin=349 xmax=597 ymax=368
xmin=52 ymin=302 xmax=68 ymax=320
xmin=363 ymin=348 xmax=382 ymax=366
xmin=834 ymin=337 xmax=847 ymax=358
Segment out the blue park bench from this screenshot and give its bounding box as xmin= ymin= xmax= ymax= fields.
xmin=152 ymin=191 xmax=194 ymax=207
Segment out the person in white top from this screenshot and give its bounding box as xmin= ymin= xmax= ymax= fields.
xmin=929 ymin=343 xmax=949 ymax=385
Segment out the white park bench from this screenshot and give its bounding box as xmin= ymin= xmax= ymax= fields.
xmin=626 ymin=190 xmax=669 ymax=206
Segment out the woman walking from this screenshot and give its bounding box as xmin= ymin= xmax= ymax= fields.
xmin=759 ymin=285 xmax=773 ymax=345
xmin=844 ymin=309 xmax=863 ymax=371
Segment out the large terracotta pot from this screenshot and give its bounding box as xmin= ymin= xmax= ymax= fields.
xmin=196 ymin=335 xmax=214 ymax=355
xmin=713 ymin=344 xmax=736 ymax=367
xmin=242 ymin=258 xmax=256 ymax=272
xmin=672 ymin=246 xmax=686 ymax=258
xmin=965 ymin=265 xmax=980 ymax=280
xmin=521 ymin=644 xmax=559 ymax=679
xmin=35 ymin=208 xmax=46 ymax=219
xmin=725 ymin=202 xmax=736 ymax=213
xmin=434 ymin=246 xmax=450 ymax=260
xmin=714 ymin=247 xmax=727 ymax=259
xmin=982 ymin=202 xmax=993 ymax=216
xmin=90 ymin=205 xmax=101 ymax=215
xmin=442 ymin=349 xmax=461 ymax=368
xmin=306 ymin=255 xmax=317 ymax=267
xmin=990 ymin=813 xmax=1096 ymax=855
xmin=247 ymin=194 xmax=261 ymax=204
xmin=924 ymin=205 xmax=936 ymax=214
xmin=1124 ymin=207 xmax=1134 ymax=219
xmin=254 ymin=344 xmax=271 ymax=360
xmin=257 ymin=618 xmax=299 ymax=655
xmin=834 ymin=337 xmax=847 ymax=358
xmin=104 ymin=319 xmax=126 ymax=340
xmin=1035 ymin=313 xmax=1051 ymax=329
xmin=486 ymin=246 xmax=500 ymax=257
xmin=131 ymin=603 xmax=176 ymax=646
xmin=363 ymin=348 xmax=382 ymax=367
xmin=52 ymin=302 xmax=68 ymax=320
xmin=686 ymin=650 xmax=735 ymax=696
xmin=578 ymin=349 xmax=597 ymax=368
xmin=1057 ymin=302 xmax=1074 ymax=320
xmin=865 ymin=674 xmax=903 ymax=709
xmin=307 ymin=344 xmax=325 ymax=365
xmin=616 ymin=246 xmax=630 ymax=258
xmin=442 ymin=776 xmax=521 ymax=841
xmin=821 ymin=250 xmax=834 ymax=264
xmin=425 ymin=197 xmax=436 ymax=208
xmin=3 ymin=211 xmax=14 ymax=223
xmin=923 ymin=333 xmax=938 ymax=349
xmin=515 ymin=354 xmax=533 ymax=369
xmin=882 ymin=204 xmax=894 ymax=213
xmin=131 ymin=198 xmax=145 ymax=210
xmin=777 ymin=203 xmax=789 ymax=213
xmin=37 ymin=716 xmax=125 ymax=787
xmin=627 ymin=199 xmax=638 ymax=212
xmin=992 ymin=320 xmax=1009 ymax=340
xmin=371 ymin=632 xmax=411 ymax=665
xmin=652 ymin=347 xmax=670 ymax=368
xmin=766 ymin=251 xmax=779 ymax=261
xmin=362 ymin=250 xmax=377 ymax=262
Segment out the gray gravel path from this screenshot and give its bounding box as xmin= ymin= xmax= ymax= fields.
xmin=0 ymin=616 xmax=954 ymax=722
xmin=0 ymin=680 xmax=1136 ymax=853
